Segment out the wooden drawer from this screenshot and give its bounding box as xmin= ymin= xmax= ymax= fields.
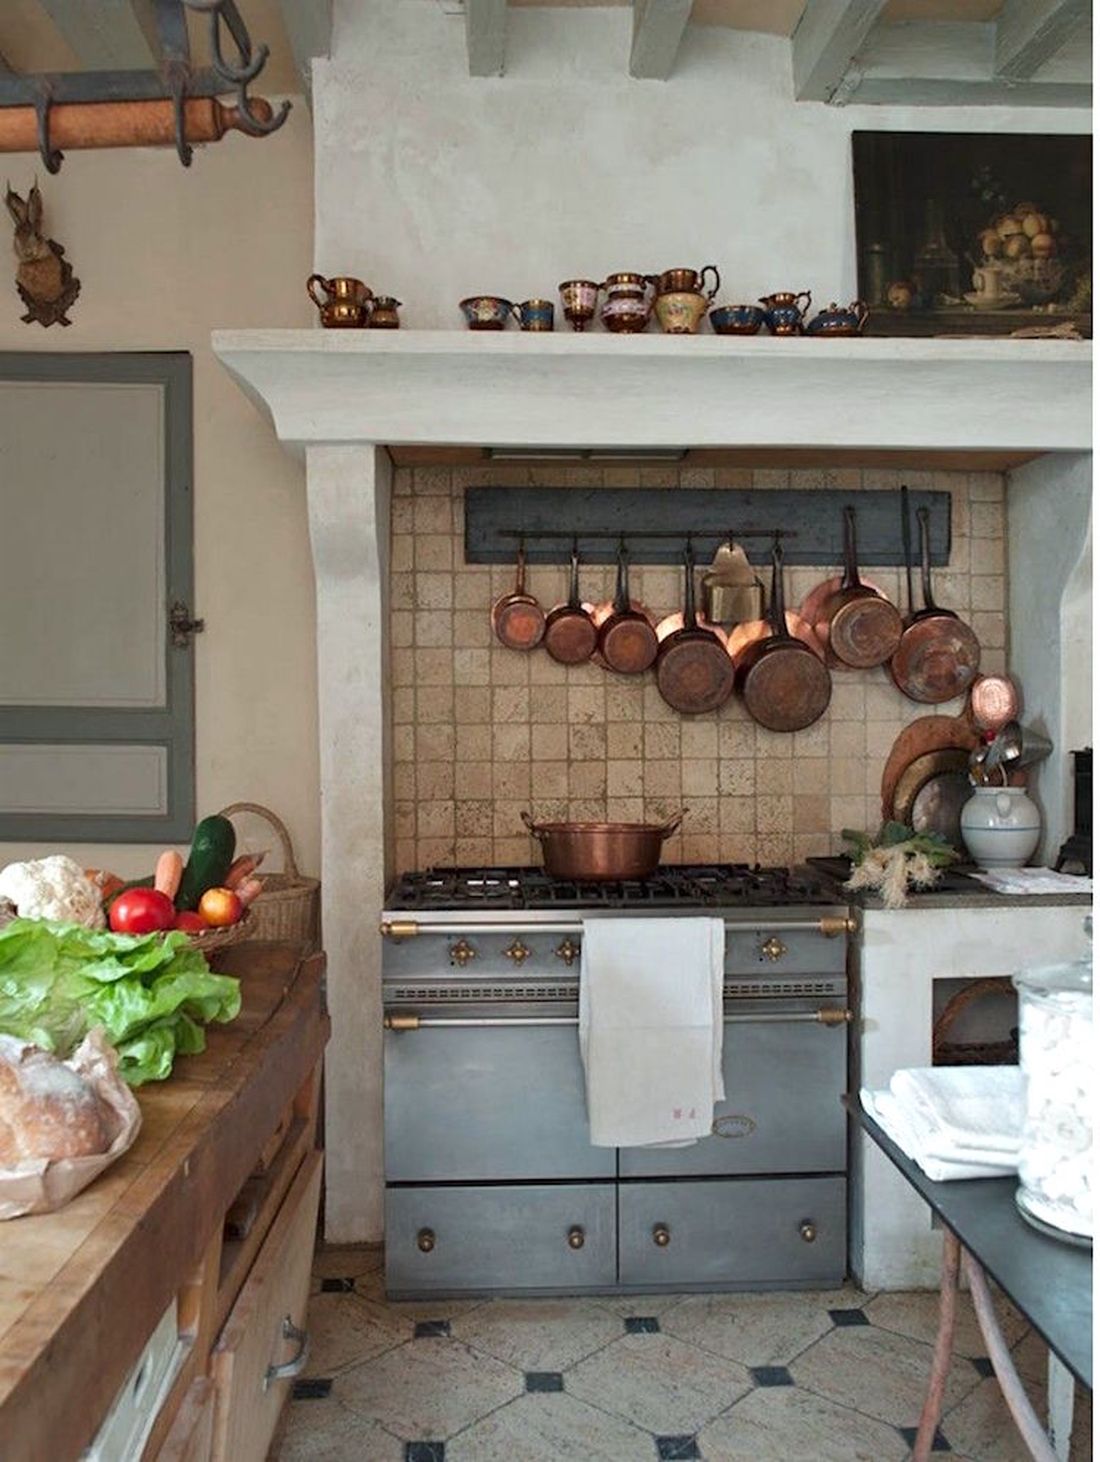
xmin=210 ymin=1152 xmax=322 ymax=1462
xmin=619 ymin=1176 xmax=845 ymax=1288
xmin=155 ymin=1377 xmax=214 ymax=1462
xmin=386 ymin=1183 xmax=616 ymax=1295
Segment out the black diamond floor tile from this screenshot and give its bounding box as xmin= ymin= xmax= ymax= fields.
xmin=750 ymin=1365 xmax=794 ymax=1387
xmin=525 ymin=1371 xmax=565 ymax=1392
xmin=320 ymin=1276 xmax=356 ymax=1293
xmin=971 ymin=1356 xmax=995 ymax=1378
xmin=625 ymin=1316 xmax=661 ymax=1334
xmin=655 ymin=1436 xmax=700 ymax=1460
xmin=291 ymin=1377 xmax=333 ymax=1400
xmin=829 ymin=1307 xmax=869 ymax=1326
xmin=413 ymin=1320 xmax=452 ymax=1339
xmin=898 ymin=1424 xmax=951 ymax=1452
xmin=405 ymin=1444 xmax=445 ymax=1462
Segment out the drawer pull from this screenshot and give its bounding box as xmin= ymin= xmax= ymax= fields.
xmin=449 ymin=939 xmax=476 ymax=967
xmin=652 ymin=1224 xmax=671 ymax=1248
xmin=264 ymin=1317 xmax=310 ymax=1390
xmin=417 ymin=1227 xmax=436 ymax=1253
xmin=567 ymin=1225 xmax=586 ymax=1250
xmin=799 ymin=1220 xmax=817 ymax=1243
xmin=760 ymin=936 xmax=787 ymax=962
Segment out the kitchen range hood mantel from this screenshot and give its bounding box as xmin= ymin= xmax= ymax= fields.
xmin=212 ymin=329 xmax=1091 ymax=455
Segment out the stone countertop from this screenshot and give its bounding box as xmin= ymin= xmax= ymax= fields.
xmin=808 ymin=863 xmax=1092 ymax=912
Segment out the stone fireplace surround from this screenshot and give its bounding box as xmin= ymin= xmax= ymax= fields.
xmin=214 ymin=329 xmax=1090 ymax=1242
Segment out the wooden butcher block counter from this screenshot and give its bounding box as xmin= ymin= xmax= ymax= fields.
xmin=0 ymin=943 xmax=329 ymax=1462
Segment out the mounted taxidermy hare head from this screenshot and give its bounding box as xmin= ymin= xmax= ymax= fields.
xmin=5 ymin=180 xmax=80 ymax=327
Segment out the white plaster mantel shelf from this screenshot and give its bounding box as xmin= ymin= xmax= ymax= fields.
xmin=212 ymin=329 xmax=1091 ymax=455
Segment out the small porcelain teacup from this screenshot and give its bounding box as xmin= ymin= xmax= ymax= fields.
xmin=512 ymin=298 xmax=555 ymax=331
xmin=709 ymin=303 xmax=764 ymax=336
xmin=460 ymin=295 xmax=514 ymax=330
xmin=654 ymin=290 xmax=708 ymax=335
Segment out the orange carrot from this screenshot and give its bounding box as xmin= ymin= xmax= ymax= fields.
xmin=225 ymin=851 xmax=267 ymax=890
xmin=154 ymin=850 xmax=184 ymax=899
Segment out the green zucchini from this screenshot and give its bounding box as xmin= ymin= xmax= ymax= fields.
xmin=175 ymin=815 xmax=237 ymax=911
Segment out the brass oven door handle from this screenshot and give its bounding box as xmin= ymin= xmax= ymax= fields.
xmin=264 ymin=1317 xmax=310 ymax=1390
xmin=384 ymin=1010 xmax=851 ymax=1030
xmin=382 ymin=917 xmax=857 ymax=938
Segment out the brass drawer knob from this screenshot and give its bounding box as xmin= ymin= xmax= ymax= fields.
xmin=799 ymin=1220 xmax=817 ymax=1244
xmin=652 ymin=1224 xmax=671 ymax=1248
xmin=503 ymin=939 xmax=532 ymax=966
xmin=760 ymin=936 xmax=787 ymax=962
xmin=417 ymin=1228 xmax=436 ymax=1253
xmin=450 ymin=938 xmax=476 ymax=967
xmin=567 ymin=1225 xmax=586 ymax=1250
xmin=555 ymin=938 xmax=581 ymax=967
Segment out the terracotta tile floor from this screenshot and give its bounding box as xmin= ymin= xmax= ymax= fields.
xmin=270 ymin=1246 xmax=1092 ymax=1461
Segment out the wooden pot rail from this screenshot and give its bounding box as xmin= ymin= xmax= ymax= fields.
xmin=0 ymin=97 xmax=274 ymax=154
xmin=0 ymin=943 xmax=329 ymax=1462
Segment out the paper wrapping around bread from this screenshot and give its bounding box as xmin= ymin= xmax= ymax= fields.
xmin=0 ymin=1029 xmax=142 ymax=1220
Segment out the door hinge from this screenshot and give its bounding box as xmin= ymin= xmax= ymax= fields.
xmin=169 ymin=600 xmax=205 ymax=649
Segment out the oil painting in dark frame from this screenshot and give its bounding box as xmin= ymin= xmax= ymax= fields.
xmin=852 ymin=131 xmax=1091 ymax=337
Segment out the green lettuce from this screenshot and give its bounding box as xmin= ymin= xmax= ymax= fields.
xmin=0 ymin=919 xmax=240 ymax=1084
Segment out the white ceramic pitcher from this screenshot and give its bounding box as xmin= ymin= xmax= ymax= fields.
xmin=960 ymin=784 xmax=1041 ymax=868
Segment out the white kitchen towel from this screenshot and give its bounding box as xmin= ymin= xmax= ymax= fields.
xmin=579 ymin=916 xmax=725 ymax=1148
xmin=890 ymin=1066 xmax=1025 ymax=1158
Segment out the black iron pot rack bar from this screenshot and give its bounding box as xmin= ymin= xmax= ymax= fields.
xmin=0 ymin=0 xmax=289 ymax=172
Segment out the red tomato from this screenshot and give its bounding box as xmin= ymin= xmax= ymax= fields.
xmin=198 ymin=887 xmax=243 ymax=928
xmin=109 ymin=888 xmax=176 ymax=934
xmin=172 ymin=911 xmax=206 ymax=934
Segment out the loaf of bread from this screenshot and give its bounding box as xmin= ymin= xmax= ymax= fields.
xmin=0 ymin=1034 xmax=109 ymax=1167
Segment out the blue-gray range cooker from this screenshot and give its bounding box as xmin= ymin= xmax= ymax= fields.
xmin=381 ymin=864 xmax=854 ymax=1298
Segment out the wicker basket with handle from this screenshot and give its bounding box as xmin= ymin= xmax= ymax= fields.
xmin=218 ymin=802 xmax=320 ymax=950
xmin=932 ymin=976 xmax=1018 ymax=1067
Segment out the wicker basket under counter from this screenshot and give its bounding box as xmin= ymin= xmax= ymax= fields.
xmin=218 ymin=802 xmax=320 ymax=950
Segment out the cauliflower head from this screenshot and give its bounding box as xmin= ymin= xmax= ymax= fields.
xmin=0 ymin=855 xmax=106 ymax=928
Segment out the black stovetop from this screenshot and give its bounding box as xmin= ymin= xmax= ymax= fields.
xmin=387 ymin=864 xmax=838 ymax=911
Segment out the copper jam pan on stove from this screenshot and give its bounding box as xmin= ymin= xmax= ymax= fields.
xmin=520 ymin=810 xmax=683 ymax=881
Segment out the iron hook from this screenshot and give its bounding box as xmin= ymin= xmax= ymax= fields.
xmin=34 ymin=91 xmax=63 ymax=174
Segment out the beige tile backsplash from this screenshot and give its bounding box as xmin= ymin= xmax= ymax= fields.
xmin=390 ymin=465 xmax=1007 ymax=872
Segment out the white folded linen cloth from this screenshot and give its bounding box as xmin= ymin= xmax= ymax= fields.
xmin=861 ymin=1065 xmax=1025 ymax=1182
xmin=579 ymin=916 xmax=725 ymax=1148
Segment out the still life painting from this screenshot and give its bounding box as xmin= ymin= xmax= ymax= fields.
xmin=852 ymin=131 xmax=1092 ymax=337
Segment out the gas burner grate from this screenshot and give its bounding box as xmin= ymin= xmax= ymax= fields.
xmin=387 ymin=863 xmax=835 ymax=911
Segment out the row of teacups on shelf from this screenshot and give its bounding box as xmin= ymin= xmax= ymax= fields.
xmin=306 ymin=268 xmax=868 ymax=336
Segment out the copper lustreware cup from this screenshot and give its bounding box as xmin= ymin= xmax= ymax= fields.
xmin=558 ymin=279 xmax=600 ymax=332
xmin=307 ymin=273 xmax=372 ymax=328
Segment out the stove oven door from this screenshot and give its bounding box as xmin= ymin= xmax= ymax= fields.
xmin=619 ymin=1003 xmax=847 ymax=1178
xmin=385 ymin=1018 xmax=613 ymax=1182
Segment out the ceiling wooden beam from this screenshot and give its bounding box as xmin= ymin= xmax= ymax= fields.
xmin=277 ymin=0 xmax=332 ymax=99
xmin=994 ymin=0 xmax=1091 ymax=80
xmin=847 ymin=19 xmax=1090 ymax=106
xmin=791 ymin=0 xmax=889 ymax=101
xmin=38 ymin=0 xmax=161 ymax=70
xmin=630 ymin=0 xmax=694 ymax=80
xmin=465 ymin=0 xmax=507 ymax=76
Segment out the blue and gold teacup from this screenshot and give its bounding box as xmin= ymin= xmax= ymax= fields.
xmin=512 ymin=298 xmax=555 ymax=332
xmin=709 ymin=303 xmax=764 ymax=336
xmin=459 ymin=295 xmax=513 ymax=330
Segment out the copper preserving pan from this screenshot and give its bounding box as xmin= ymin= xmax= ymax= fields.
xmin=492 ymin=545 xmax=546 ymax=651
xmin=655 ymin=545 xmax=735 ymax=715
xmin=543 ymin=546 xmax=597 ymax=665
xmin=594 ymin=544 xmax=658 ymax=675
xmin=812 ymin=506 xmax=903 ymax=669
xmin=736 ymin=544 xmax=831 ymax=733
xmin=890 ymin=500 xmax=981 ymax=704
xmin=521 ymin=810 xmax=684 ymax=881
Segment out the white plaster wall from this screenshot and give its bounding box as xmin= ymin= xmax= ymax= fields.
xmin=1006 ymin=451 xmax=1093 ymax=863
xmin=314 ymin=1 xmax=1089 ymax=324
xmin=0 ymin=110 xmax=320 ymax=879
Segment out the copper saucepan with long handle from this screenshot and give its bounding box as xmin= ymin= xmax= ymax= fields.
xmin=735 ymin=543 xmax=832 ymax=733
xmin=655 ymin=544 xmax=735 ymax=715
xmin=813 ymin=505 xmax=903 ymax=669
xmin=593 ymin=543 xmax=658 ymax=674
xmin=890 ymin=500 xmax=981 ymax=704
xmin=543 ymin=544 xmax=598 ymax=665
xmin=492 ymin=544 xmax=546 ymax=651
xmin=521 ymin=810 xmax=684 ymax=881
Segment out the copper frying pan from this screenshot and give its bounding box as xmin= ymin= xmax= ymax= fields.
xmin=812 ymin=506 xmax=903 ymax=669
xmin=655 ymin=546 xmax=735 ymax=715
xmin=543 ymin=545 xmax=597 ymax=665
xmin=890 ymin=500 xmax=981 ymax=704
xmin=736 ymin=544 xmax=832 ymax=733
xmin=491 ymin=545 xmax=546 ymax=651
xmin=593 ymin=544 xmax=658 ymax=675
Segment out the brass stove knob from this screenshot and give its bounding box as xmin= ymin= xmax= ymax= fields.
xmin=799 ymin=1220 xmax=817 ymax=1244
xmin=449 ymin=938 xmax=476 ymax=967
xmin=417 ymin=1228 xmax=436 ymax=1253
xmin=555 ymin=938 xmax=581 ymax=967
xmin=652 ymin=1224 xmax=671 ymax=1248
xmin=760 ymin=936 xmax=787 ymax=962
xmin=503 ymin=939 xmax=532 ymax=966
xmin=567 ymin=1225 xmax=586 ymax=1250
